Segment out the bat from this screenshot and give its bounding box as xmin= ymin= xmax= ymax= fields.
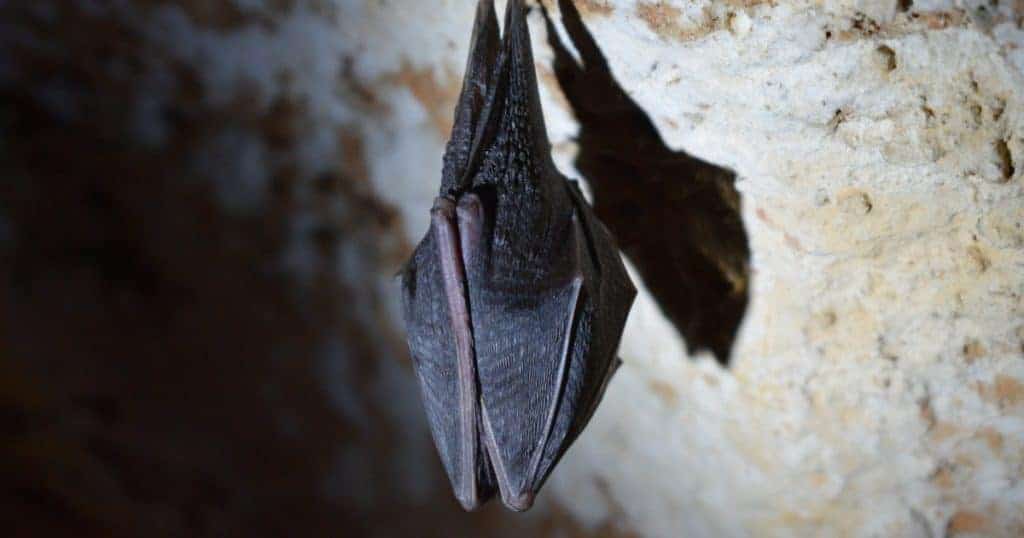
xmin=400 ymin=0 xmax=636 ymax=512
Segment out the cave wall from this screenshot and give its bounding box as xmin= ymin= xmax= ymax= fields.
xmin=1 ymin=0 xmax=1022 ymax=537
xmin=341 ymin=0 xmax=1024 ymax=536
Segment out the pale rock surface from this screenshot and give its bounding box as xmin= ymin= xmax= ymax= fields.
xmin=3 ymin=0 xmax=1020 ymax=536
xmin=340 ymin=0 xmax=1024 ymax=536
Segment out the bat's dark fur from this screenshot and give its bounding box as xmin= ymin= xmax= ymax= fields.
xmin=400 ymin=0 xmax=636 ymax=512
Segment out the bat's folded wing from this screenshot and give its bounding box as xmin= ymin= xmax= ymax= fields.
xmin=565 ymin=182 xmax=637 ymax=435
xmin=400 ymin=233 xmax=496 ymax=508
xmin=441 ymin=0 xmax=500 ymax=194
xmin=471 ymin=196 xmax=635 ymax=509
xmin=471 ymin=274 xmax=583 ymax=510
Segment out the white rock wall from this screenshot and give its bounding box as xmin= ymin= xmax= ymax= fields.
xmin=8 ymin=0 xmax=1015 ymax=535
xmin=339 ymin=0 xmax=1024 ymax=536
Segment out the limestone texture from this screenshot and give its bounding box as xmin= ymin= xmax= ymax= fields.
xmin=341 ymin=0 xmax=1024 ymax=536
xmin=1 ymin=0 xmax=1022 ymax=537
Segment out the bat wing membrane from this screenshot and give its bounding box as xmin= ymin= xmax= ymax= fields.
xmin=562 ymin=181 xmax=637 ymax=441
xmin=470 ymin=263 xmax=583 ymax=510
xmin=441 ymin=0 xmax=500 ymax=194
xmin=465 ymin=200 xmax=593 ymax=509
xmin=400 ymin=210 xmax=497 ymax=510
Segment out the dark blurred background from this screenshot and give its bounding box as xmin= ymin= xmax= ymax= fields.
xmin=0 ymin=1 xmax=607 ymax=535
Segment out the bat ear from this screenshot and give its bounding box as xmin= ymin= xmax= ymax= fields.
xmin=441 ymin=0 xmax=499 ymax=193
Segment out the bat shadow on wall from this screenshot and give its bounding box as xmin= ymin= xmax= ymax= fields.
xmin=541 ymin=0 xmax=750 ymax=365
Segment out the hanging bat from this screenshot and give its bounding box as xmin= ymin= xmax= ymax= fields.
xmin=400 ymin=0 xmax=636 ymax=512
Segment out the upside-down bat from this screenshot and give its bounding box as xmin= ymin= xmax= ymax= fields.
xmin=400 ymin=0 xmax=636 ymax=512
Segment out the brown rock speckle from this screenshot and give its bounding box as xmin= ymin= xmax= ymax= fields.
xmin=388 ymin=61 xmax=462 ymax=139
xmin=947 ymin=510 xmax=988 ymax=535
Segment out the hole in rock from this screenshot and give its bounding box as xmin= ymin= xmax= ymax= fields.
xmin=875 ymin=45 xmax=897 ymax=72
xmin=541 ymin=0 xmax=751 ymax=365
xmin=995 ymin=138 xmax=1014 ymax=181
